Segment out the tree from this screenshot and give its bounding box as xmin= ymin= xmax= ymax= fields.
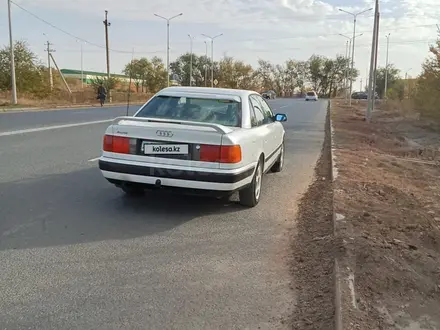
xmin=374 ymin=64 xmax=401 ymax=99
xmin=170 ymin=53 xmax=210 ymax=87
xmin=0 ymin=40 xmax=47 ymax=94
xmin=217 ymin=56 xmax=255 ymax=90
xmin=254 ymin=59 xmax=276 ymax=91
xmin=123 ymin=56 xmax=167 ymax=92
xmin=147 ymin=56 xmax=167 ymax=92
xmin=89 ymin=76 xmax=120 ymax=92
xmin=413 ymin=38 xmax=440 ymax=120
xmin=305 ymin=54 xmax=357 ymax=97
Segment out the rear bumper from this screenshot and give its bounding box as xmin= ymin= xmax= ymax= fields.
xmin=99 ymin=157 xmax=255 ymax=192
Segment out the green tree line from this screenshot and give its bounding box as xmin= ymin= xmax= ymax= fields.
xmin=124 ymin=53 xmax=359 ymax=97
xmin=1 ymin=40 xmax=359 ymax=98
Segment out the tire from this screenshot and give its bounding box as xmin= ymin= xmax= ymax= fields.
xmin=239 ymin=159 xmax=263 ymax=207
xmin=271 ymin=142 xmax=284 ymax=173
xmin=121 ymin=183 xmax=145 ymax=196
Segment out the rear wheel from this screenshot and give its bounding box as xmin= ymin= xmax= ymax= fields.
xmin=121 ymin=183 xmax=145 ymax=196
xmin=239 ymin=159 xmax=263 ymax=207
xmin=271 ymin=142 xmax=284 ymax=173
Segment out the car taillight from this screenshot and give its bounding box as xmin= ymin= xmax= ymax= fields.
xmin=200 ymin=144 xmax=241 ymax=163
xmin=103 ymin=134 xmax=130 ymax=154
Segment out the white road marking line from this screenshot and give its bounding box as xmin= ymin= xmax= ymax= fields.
xmin=88 ymin=157 xmax=101 ymax=162
xmin=279 ymin=105 xmax=289 ymax=109
xmin=0 ymin=119 xmax=113 ymax=137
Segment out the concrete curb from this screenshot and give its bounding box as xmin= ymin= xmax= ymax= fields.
xmin=0 ymin=102 xmax=145 ymax=114
xmin=329 ymin=100 xmax=342 ymax=330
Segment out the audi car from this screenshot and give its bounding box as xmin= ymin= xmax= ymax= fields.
xmin=98 ymin=86 xmax=287 ymax=207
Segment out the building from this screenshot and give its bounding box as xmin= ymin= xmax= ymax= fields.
xmin=60 ymin=69 xmax=135 ymax=84
xmin=60 ymin=68 xmax=180 ymax=90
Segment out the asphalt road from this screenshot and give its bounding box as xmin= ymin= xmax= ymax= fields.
xmin=0 ymin=105 xmax=140 ymax=133
xmin=0 ymin=98 xmax=327 ymax=329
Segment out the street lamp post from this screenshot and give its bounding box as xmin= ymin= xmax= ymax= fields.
xmin=7 ymin=0 xmax=17 ymax=104
xmin=204 ymin=41 xmax=208 ymax=87
xmin=187 ymin=34 xmax=195 ymax=86
xmin=201 ymin=33 xmax=223 ymax=87
xmin=154 ymin=13 xmax=183 ymax=87
xmin=339 ymin=7 xmax=373 ymax=105
xmin=339 ymin=33 xmax=363 ymax=100
xmin=384 ymin=33 xmax=390 ymax=99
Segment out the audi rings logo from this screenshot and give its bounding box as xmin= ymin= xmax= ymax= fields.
xmin=156 ymin=130 xmax=174 ymax=138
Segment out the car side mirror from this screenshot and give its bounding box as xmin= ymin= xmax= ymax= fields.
xmin=274 ymin=113 xmax=287 ymax=122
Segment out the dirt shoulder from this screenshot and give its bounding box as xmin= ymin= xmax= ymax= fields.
xmin=290 ymin=108 xmax=336 ymax=329
xmin=332 ymin=101 xmax=440 ymax=329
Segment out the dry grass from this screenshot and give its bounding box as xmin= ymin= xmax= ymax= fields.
xmin=0 ymin=90 xmax=152 ymax=108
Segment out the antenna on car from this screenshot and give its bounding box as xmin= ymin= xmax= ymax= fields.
xmin=126 ymin=48 xmax=134 ymax=116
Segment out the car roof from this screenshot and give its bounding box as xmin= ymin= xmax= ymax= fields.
xmin=157 ymin=86 xmax=257 ymax=99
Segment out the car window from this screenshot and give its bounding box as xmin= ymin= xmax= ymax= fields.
xmin=249 ymin=103 xmax=258 ymax=127
xmin=249 ymin=95 xmax=265 ymax=127
xmin=135 ymin=95 xmax=241 ymax=127
xmin=255 ymin=95 xmax=274 ymax=123
xmin=251 ymin=95 xmax=273 ymax=125
xmin=307 ymin=92 xmax=315 ymax=96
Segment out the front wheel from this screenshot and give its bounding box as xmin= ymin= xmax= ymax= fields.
xmin=239 ymin=160 xmax=263 ymax=207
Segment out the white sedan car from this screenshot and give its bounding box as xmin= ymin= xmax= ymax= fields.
xmin=305 ymin=91 xmax=318 ymax=101
xmin=98 ymin=86 xmax=287 ymax=207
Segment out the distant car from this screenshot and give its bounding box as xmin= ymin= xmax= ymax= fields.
xmin=305 ymin=91 xmax=318 ymax=101
xmin=98 ymin=86 xmax=288 ymax=207
xmin=351 ymin=92 xmax=378 ymax=99
xmin=262 ymin=90 xmax=276 ymax=99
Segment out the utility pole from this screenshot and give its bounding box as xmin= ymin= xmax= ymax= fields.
xmin=44 ymin=39 xmax=55 ymax=91
xmin=384 ymin=33 xmax=390 ymax=99
xmin=339 ymin=7 xmax=373 ymax=106
xmin=188 ymin=34 xmax=195 ymax=86
xmin=103 ymin=11 xmax=111 ymax=80
xmin=49 ymin=53 xmax=71 ymax=93
xmin=7 ymin=0 xmax=17 ymax=104
xmin=366 ymin=0 xmax=380 ymax=121
xmin=360 ymin=78 xmax=362 ymax=92
xmin=204 ymin=41 xmax=208 ymax=87
xmin=103 ymin=10 xmax=111 ymax=101
xmin=201 ymin=33 xmax=223 ymax=87
xmin=154 ymin=13 xmax=183 ymax=87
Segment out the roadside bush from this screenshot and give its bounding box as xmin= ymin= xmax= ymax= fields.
xmin=413 ymin=40 xmax=440 ymax=121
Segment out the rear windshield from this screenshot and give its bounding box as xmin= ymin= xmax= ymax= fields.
xmin=307 ymin=92 xmax=315 ymax=96
xmin=135 ymin=95 xmax=241 ymax=127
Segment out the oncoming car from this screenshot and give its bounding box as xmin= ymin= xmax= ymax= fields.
xmin=262 ymin=90 xmax=276 ymax=99
xmin=98 ymin=87 xmax=287 ymax=207
xmin=305 ymin=91 xmax=318 ymax=101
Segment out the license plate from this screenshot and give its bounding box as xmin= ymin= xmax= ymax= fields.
xmin=143 ymin=143 xmax=188 ymax=155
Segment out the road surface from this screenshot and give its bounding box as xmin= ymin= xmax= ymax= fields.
xmin=0 ymin=98 xmax=327 ymax=329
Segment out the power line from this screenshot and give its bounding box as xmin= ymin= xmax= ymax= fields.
xmin=10 ymin=1 xmax=131 ymax=54
xmin=52 ymin=38 xmax=436 ymax=57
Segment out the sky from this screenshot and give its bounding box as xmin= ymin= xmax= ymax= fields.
xmin=0 ymin=0 xmax=439 ymax=91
